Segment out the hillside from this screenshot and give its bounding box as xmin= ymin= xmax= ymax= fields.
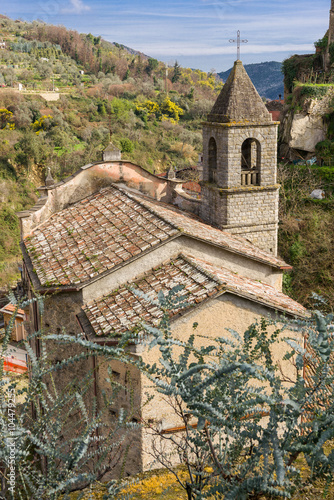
xmin=0 ymin=17 xmax=333 ymax=314
xmin=0 ymin=16 xmax=222 ymax=287
xmin=219 ymin=61 xmax=284 ymax=100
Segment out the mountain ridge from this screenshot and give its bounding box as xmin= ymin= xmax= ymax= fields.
xmin=218 ymin=61 xmax=284 ymax=100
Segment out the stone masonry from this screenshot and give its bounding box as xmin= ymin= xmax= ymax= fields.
xmin=200 ymin=60 xmax=280 ymax=255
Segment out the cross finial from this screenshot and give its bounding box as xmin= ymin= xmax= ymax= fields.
xmin=229 ymin=30 xmax=248 ymax=61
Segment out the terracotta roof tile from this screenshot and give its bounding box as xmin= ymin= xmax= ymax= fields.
xmin=0 ymin=303 xmax=26 ymax=317
xmin=186 ymin=255 xmax=308 ymax=319
xmin=82 ymin=254 xmax=307 ymax=337
xmin=82 ymin=255 xmax=222 ymax=336
xmin=24 ymin=187 xmax=178 ymax=287
xmin=126 ymin=189 xmax=289 ymax=269
xmin=24 ymin=184 xmax=290 ymax=288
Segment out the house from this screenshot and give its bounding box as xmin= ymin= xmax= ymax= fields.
xmin=0 ymin=303 xmax=28 ymax=342
xmin=266 ymin=97 xmax=284 ymax=122
xmin=18 ymin=60 xmax=307 ymax=475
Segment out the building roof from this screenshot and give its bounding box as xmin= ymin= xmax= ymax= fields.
xmin=127 ymin=189 xmax=289 ymax=270
xmin=207 ymin=60 xmax=272 ymax=124
xmin=82 ymin=254 xmax=307 ymax=337
xmin=103 ymin=142 xmax=120 ymax=153
xmin=23 ymin=185 xmax=290 ymax=288
xmin=186 ymin=256 xmax=307 ymax=319
xmin=0 ymin=303 xmax=26 ymax=318
xmin=24 ymin=187 xmax=178 ymax=287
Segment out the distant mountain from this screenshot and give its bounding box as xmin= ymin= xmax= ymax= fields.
xmin=218 ymin=61 xmax=284 ymax=100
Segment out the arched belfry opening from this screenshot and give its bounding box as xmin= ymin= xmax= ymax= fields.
xmin=241 ymin=138 xmax=260 ymax=186
xmin=208 ymin=137 xmax=217 ymax=183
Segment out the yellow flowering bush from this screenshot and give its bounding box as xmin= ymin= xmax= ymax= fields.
xmin=31 ymin=114 xmax=54 ymax=133
xmin=160 ymin=98 xmax=183 ymax=122
xmin=120 ymin=469 xmax=189 ymax=498
xmin=136 ymin=100 xmax=159 ymax=116
xmin=0 ymin=108 xmax=15 ymax=130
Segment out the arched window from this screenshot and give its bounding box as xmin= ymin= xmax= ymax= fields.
xmin=241 ymin=138 xmax=261 ymax=186
xmin=208 ymin=137 xmax=217 ymax=183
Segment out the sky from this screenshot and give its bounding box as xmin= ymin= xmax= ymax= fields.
xmin=1 ymin=0 xmax=331 ymax=72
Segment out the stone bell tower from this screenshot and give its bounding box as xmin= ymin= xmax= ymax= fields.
xmin=325 ymin=0 xmax=334 ymax=70
xmin=200 ymin=60 xmax=280 ymax=255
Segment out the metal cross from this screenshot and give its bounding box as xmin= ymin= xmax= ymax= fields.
xmin=229 ymin=30 xmax=248 ymax=60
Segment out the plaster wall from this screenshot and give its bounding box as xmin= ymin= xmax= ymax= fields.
xmin=82 ymin=234 xmax=283 ymax=305
xmin=139 ymin=293 xmax=302 ymax=470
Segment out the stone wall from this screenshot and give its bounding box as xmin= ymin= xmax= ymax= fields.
xmin=200 ymin=120 xmax=279 ymax=255
xmin=201 ymin=184 xmax=279 ymax=254
xmin=202 ymin=123 xmax=278 ymax=188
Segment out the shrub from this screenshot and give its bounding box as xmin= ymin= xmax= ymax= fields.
xmin=120 ymin=138 xmax=134 ymax=153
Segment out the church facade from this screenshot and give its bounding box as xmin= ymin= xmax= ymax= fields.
xmin=18 ymin=61 xmax=307 ymax=475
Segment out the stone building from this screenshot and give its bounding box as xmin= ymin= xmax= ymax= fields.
xmin=18 ymin=61 xmax=307 ymax=475
xmin=201 ymin=60 xmax=279 ymax=254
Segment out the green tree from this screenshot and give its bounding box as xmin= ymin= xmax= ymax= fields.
xmin=146 ymin=57 xmax=159 ymax=75
xmin=132 ymin=288 xmax=334 ymax=499
xmin=120 ymin=138 xmax=134 ymax=153
xmin=171 ymin=60 xmax=182 ymax=83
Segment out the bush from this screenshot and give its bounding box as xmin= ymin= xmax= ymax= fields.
xmin=132 ymin=288 xmax=334 ymax=500
xmin=120 ymin=138 xmax=134 ymax=153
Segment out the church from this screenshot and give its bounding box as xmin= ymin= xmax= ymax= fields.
xmin=18 ymin=60 xmax=307 ymax=474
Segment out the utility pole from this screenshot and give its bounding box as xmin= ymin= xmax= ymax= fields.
xmin=165 ymin=62 xmax=168 ymax=95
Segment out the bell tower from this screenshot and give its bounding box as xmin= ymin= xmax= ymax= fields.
xmin=325 ymin=0 xmax=334 ymax=70
xmin=200 ymin=60 xmax=280 ymax=255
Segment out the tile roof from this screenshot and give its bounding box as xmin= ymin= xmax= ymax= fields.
xmin=23 ymin=183 xmax=289 ymax=288
xmin=127 ymin=189 xmax=289 ymax=270
xmin=83 ymin=255 xmax=222 ymax=336
xmin=24 ymin=187 xmax=178 ymax=287
xmin=0 ymin=304 xmax=26 ymax=317
xmin=185 ymin=255 xmax=308 ymax=319
xmin=82 ymin=254 xmax=307 ymax=337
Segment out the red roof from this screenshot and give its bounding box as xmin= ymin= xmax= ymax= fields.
xmin=182 ymin=181 xmax=201 ymax=193
xmin=0 ymin=303 xmax=26 ymax=317
xmin=83 ymin=253 xmax=307 ymax=337
xmin=24 ymin=185 xmax=290 ymax=289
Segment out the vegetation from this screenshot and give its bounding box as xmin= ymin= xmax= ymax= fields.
xmin=0 ymin=296 xmax=141 ymax=499
xmin=278 ymin=163 xmax=334 ymax=311
xmin=0 ymin=16 xmax=222 ymax=286
xmin=1 ymin=288 xmax=334 ymax=499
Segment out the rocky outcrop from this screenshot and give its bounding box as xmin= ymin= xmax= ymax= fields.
xmin=280 ymin=88 xmax=334 ymax=156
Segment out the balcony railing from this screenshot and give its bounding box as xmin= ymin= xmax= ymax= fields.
xmin=241 ymin=169 xmax=259 ymax=186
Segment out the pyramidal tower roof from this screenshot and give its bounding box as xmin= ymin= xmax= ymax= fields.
xmin=207 ymin=60 xmax=272 ymax=124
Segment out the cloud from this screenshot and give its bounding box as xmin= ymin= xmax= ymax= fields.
xmin=136 ymin=42 xmax=314 ymax=58
xmin=61 ymin=0 xmax=91 ymax=14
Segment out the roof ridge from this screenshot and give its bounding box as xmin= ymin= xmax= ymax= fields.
xmin=180 ymin=253 xmax=225 ymax=287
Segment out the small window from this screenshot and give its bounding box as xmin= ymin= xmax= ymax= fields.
xmin=208 ymin=137 xmax=217 ymax=183
xmin=241 ymin=138 xmax=261 ymax=186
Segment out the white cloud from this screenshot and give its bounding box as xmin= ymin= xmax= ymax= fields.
xmin=61 ymin=0 xmax=91 ymax=14
xmin=137 ymin=42 xmax=314 ymax=58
